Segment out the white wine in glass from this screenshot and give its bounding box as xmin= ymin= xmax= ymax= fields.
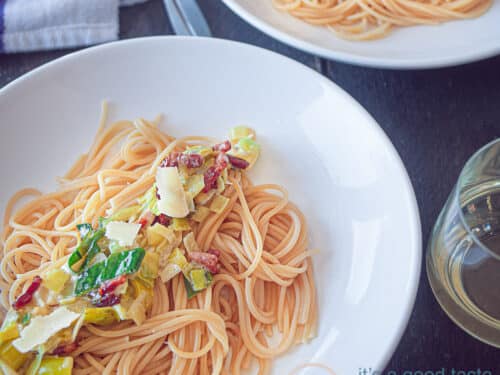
xmin=427 ymin=139 xmax=500 ymax=347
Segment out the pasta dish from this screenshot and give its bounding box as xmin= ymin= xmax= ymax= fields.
xmin=273 ymin=0 xmax=492 ymax=40
xmin=0 ymin=109 xmax=317 ymax=374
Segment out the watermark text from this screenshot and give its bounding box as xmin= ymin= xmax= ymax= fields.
xmin=358 ymin=368 xmax=492 ymax=375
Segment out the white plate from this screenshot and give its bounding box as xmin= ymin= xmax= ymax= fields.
xmin=0 ymin=37 xmax=421 ymax=374
xmin=222 ymin=0 xmax=500 ymax=69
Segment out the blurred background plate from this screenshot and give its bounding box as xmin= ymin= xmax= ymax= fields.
xmin=222 ymin=0 xmax=500 ymax=69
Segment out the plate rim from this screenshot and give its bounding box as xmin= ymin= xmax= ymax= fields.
xmin=0 ymin=36 xmax=423 ymax=372
xmin=222 ymin=0 xmax=500 ymax=69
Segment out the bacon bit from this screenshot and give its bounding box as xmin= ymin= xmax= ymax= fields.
xmin=178 ymin=153 xmax=203 ymax=168
xmin=94 ymin=294 xmax=120 ymax=307
xmin=207 ymin=248 xmax=221 ymax=257
xmin=213 ymin=140 xmax=231 ymax=153
xmin=92 ymin=275 xmax=126 ymax=307
xmin=227 ymin=155 xmax=249 ymax=169
xmin=202 ymin=166 xmax=220 ymax=193
xmin=215 ymin=152 xmax=229 ymax=172
xmin=12 ymin=276 xmax=42 ymax=310
xmin=202 ymin=153 xmax=228 ymax=193
xmin=51 ymin=342 xmax=78 ymax=356
xmin=161 ymin=152 xmax=203 ymax=169
xmin=189 ymin=251 xmax=220 ymax=274
xmin=160 ymin=152 xmax=180 ymax=168
xmin=138 ymin=217 xmax=148 ymax=229
xmin=98 ymin=275 xmax=127 ymax=296
xmin=154 ymin=214 xmax=171 ymax=227
xmin=138 ymin=211 xmax=155 ymax=229
xmin=90 ymin=292 xmax=121 ymax=308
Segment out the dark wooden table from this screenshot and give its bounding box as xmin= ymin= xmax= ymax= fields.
xmin=1 ymin=1 xmax=499 ymax=373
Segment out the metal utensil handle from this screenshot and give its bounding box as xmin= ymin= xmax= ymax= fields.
xmin=164 ymin=0 xmax=212 ymax=37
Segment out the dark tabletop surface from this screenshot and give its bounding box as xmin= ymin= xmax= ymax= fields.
xmin=0 ymin=1 xmax=499 ymax=373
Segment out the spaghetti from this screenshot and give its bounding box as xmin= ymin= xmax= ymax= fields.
xmin=0 ymin=107 xmax=317 ymax=375
xmin=272 ymin=0 xmax=492 ymax=40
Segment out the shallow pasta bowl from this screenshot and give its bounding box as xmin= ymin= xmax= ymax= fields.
xmin=0 ymin=37 xmax=421 ymax=374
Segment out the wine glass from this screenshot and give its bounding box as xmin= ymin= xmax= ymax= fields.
xmin=427 ymin=138 xmax=500 ymax=346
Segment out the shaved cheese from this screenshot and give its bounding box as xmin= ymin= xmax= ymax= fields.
xmin=112 ymin=305 xmax=128 ymax=320
xmin=105 ymin=221 xmax=141 ymax=246
xmin=160 ymin=264 xmax=181 ymax=283
xmin=156 ymin=167 xmax=189 ymax=218
xmin=13 ymin=307 xmax=80 ymax=353
xmin=183 ymin=232 xmax=199 ymax=253
xmin=71 ymin=314 xmax=85 ymax=342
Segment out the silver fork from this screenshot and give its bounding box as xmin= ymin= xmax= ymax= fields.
xmin=164 ymin=0 xmax=212 ymax=37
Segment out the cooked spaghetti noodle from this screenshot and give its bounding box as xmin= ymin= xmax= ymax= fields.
xmin=272 ymin=0 xmax=492 ymax=40
xmin=0 ymin=106 xmax=317 ymax=375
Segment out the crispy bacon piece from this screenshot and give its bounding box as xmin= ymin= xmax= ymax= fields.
xmin=12 ymin=276 xmax=42 ymax=310
xmin=189 ymin=251 xmax=220 ymax=274
xmin=90 ymin=292 xmax=121 ymax=307
xmin=51 ymin=342 xmax=78 ymax=356
xmin=202 ymin=152 xmax=231 ymax=194
xmin=138 ymin=211 xmax=155 ymax=229
xmin=89 ymin=275 xmax=127 ymax=307
xmin=202 ymin=166 xmax=220 ymax=193
xmin=154 ymin=213 xmax=171 ymax=227
xmin=215 ymin=153 xmax=229 ymax=172
xmin=207 ymin=248 xmax=221 ymax=257
xmin=138 ymin=217 xmax=148 ymax=229
xmin=179 ymin=153 xmax=203 ymax=168
xmin=160 ymin=152 xmax=180 ymax=167
xmin=213 ymin=140 xmax=231 ymax=153
xmin=98 ymin=275 xmax=127 ymax=296
xmin=161 ymin=152 xmax=203 ymax=169
xmin=227 ymin=155 xmax=249 ymax=169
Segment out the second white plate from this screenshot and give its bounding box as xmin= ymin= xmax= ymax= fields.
xmin=223 ymin=0 xmax=500 ymax=69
